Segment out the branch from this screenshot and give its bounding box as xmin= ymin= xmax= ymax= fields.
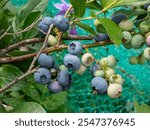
xmin=0 ymin=35 xmax=93 ymax=56
xmin=0 ymin=38 xmax=43 ymax=56
xmin=0 ymin=23 xmax=54 ymax=93
xmin=0 ymin=16 xmax=42 ymax=40
xmin=0 ymin=41 xmax=112 ymax=64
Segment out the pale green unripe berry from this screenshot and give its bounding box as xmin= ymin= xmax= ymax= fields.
xmin=109 ymin=74 xmax=124 ymax=85
xmin=47 ymin=35 xmax=58 ymax=46
xmin=119 ymin=20 xmax=134 ymax=31
xmin=148 ymin=5 xmax=150 ymax=12
xmin=107 ymin=83 xmax=122 ymax=99
xmin=129 ymin=56 xmax=138 ymax=64
xmin=122 ymin=31 xmax=132 ymax=44
xmin=94 ymin=19 xmax=100 ymax=27
xmin=143 ymin=47 xmax=150 ymax=60
xmin=131 ymin=34 xmax=144 ymax=49
xmin=94 ymin=70 xmax=105 ymax=77
xmin=138 ymin=54 xmax=146 ymax=64
xmin=75 ymin=64 xmax=87 ymax=75
xmin=82 ymin=53 xmax=94 ymax=67
xmin=59 ymin=65 xmax=68 ymax=71
xmin=107 ymin=55 xmax=117 ymax=68
xmin=100 ymin=57 xmax=108 ymax=66
xmin=139 ymin=21 xmax=150 ymax=35
xmin=105 ymin=68 xmax=115 ymax=78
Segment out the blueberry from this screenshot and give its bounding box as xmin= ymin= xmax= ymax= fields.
xmin=143 ymin=3 xmax=150 ymax=9
xmin=38 ymin=53 xmax=54 ymax=68
xmin=146 ymin=35 xmax=150 ymax=47
xmin=90 ymin=63 xmax=101 ymax=75
xmin=57 ymin=70 xmax=72 ymax=87
xmin=69 ymin=28 xmax=77 ymax=35
xmin=64 ymin=54 xmax=81 ymax=70
xmin=122 ymin=31 xmax=132 ymax=44
xmin=34 ymin=68 xmax=51 ymax=84
xmin=38 ymin=17 xmax=53 ymax=36
xmin=111 ymin=13 xmax=127 ymax=24
xmin=91 ymin=77 xmax=108 ymax=94
xmin=68 ymin=41 xmax=83 ymax=55
xmin=38 ymin=23 xmax=49 ymax=37
xmin=119 ymin=20 xmax=134 ymax=31
xmin=47 ymin=81 xmax=62 ymax=93
xmin=131 ymin=35 xmax=144 ymax=49
xmin=107 ymin=83 xmax=122 ymax=99
xmin=42 ymin=17 xmax=53 ymax=26
xmin=94 ymin=33 xmax=109 ymax=42
xmin=53 ymin=15 xmax=70 ymax=32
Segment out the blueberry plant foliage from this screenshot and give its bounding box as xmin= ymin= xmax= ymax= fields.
xmin=0 ymin=0 xmax=150 ymax=113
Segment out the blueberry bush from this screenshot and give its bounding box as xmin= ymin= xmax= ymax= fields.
xmin=0 ymin=0 xmax=150 ymax=113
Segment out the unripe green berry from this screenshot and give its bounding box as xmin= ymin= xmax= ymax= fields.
xmin=47 ymin=35 xmax=58 ymax=46
xmin=119 ymin=20 xmax=134 ymax=31
xmin=129 ymin=56 xmax=138 ymax=64
xmin=94 ymin=19 xmax=100 ymax=27
xmin=82 ymin=53 xmax=94 ymax=67
xmin=143 ymin=47 xmax=150 ymax=60
xmin=107 ymin=83 xmax=122 ymax=99
xmin=94 ymin=70 xmax=105 ymax=77
xmin=131 ymin=34 xmax=144 ymax=49
xmin=75 ymin=64 xmax=87 ymax=75
xmin=107 ymin=55 xmax=117 ymax=68
xmin=109 ymin=74 xmax=124 ymax=85
xmin=122 ymin=31 xmax=132 ymax=44
xmin=105 ymin=68 xmax=115 ymax=78
xmin=59 ymin=65 xmax=68 ymax=71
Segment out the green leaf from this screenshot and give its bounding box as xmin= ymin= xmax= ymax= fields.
xmin=98 ymin=18 xmax=123 ymax=45
xmin=90 ymin=11 xmax=96 ymax=18
xmin=0 ymin=65 xmax=28 ymax=92
xmin=0 ymin=0 xmax=8 ymax=9
xmin=42 ymin=92 xmax=68 ymax=112
xmin=70 ymin=0 xmax=86 ymax=18
xmin=75 ymin=22 xmax=97 ymax=35
xmin=0 ymin=103 xmax=6 ymax=113
xmin=86 ymin=0 xmax=102 ymax=10
xmin=19 ymin=0 xmax=47 ymax=22
xmin=115 ymin=9 xmax=147 ymax=18
xmin=22 ymin=11 xmax=41 ymax=39
xmin=34 ymin=0 xmax=48 ymax=12
xmin=13 ymin=102 xmax=46 ymax=113
xmin=100 ymin=0 xmax=109 ymax=7
xmin=113 ymin=0 xmax=150 ymax=7
xmin=134 ymin=100 xmax=150 ymax=113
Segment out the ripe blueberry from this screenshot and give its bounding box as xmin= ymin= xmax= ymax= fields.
xmin=47 ymin=81 xmax=62 ymax=93
xmin=94 ymin=33 xmax=109 ymax=42
xmin=34 ymin=68 xmax=51 ymax=84
xmin=53 ymin=15 xmax=70 ymax=32
xmin=38 ymin=17 xmax=53 ymax=36
xmin=68 ymin=41 xmax=83 ymax=55
xmin=111 ymin=13 xmax=127 ymax=24
xmin=91 ymin=77 xmax=108 ymax=94
xmin=64 ymin=54 xmax=81 ymax=70
xmin=38 ymin=53 xmax=54 ymax=68
xmin=57 ymin=70 xmax=71 ymax=87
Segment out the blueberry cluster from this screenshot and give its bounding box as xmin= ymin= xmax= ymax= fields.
xmin=90 ymin=55 xmax=124 ymax=99
xmin=34 ymin=53 xmax=72 ymax=93
xmin=38 ymin=15 xmax=70 ymax=47
xmin=108 ymin=10 xmax=150 ymax=65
